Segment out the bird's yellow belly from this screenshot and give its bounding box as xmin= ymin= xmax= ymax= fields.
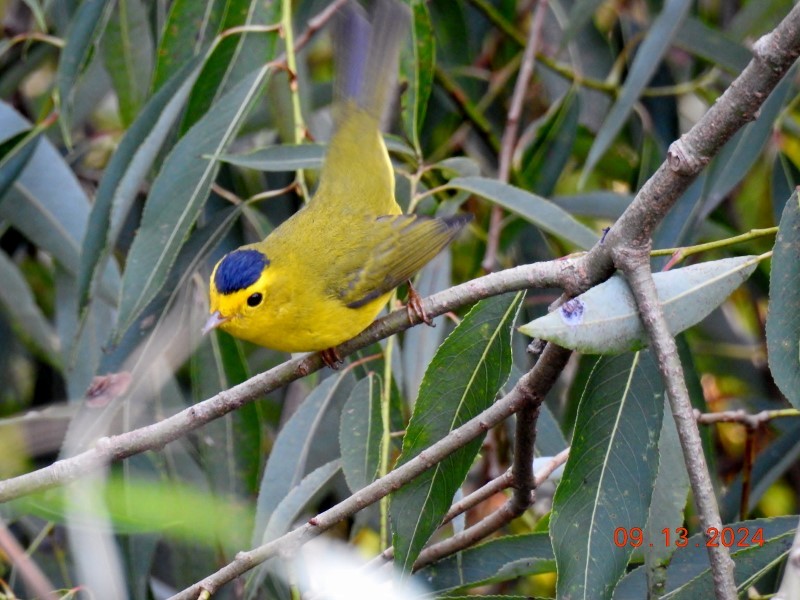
xmin=222 ymin=290 xmax=390 ymax=353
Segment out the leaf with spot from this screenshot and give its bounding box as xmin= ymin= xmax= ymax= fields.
xmin=390 ymin=291 xmax=524 ymax=572
xmin=550 ymin=351 xmax=664 ymax=600
xmin=520 ymin=256 xmax=761 ymax=354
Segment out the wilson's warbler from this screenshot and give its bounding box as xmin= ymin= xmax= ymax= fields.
xmin=203 ymin=0 xmax=470 ymax=366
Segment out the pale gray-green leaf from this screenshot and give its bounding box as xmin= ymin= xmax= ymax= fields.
xmin=520 ymin=256 xmax=761 ymax=353
xmin=446 ymin=176 xmax=598 ymax=250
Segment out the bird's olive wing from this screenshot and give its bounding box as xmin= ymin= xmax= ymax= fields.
xmin=332 ymin=214 xmax=470 ymax=309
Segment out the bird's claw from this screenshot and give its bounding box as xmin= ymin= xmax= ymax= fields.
xmin=320 ymin=347 xmax=343 ymax=369
xmin=406 ymin=283 xmax=434 ymax=327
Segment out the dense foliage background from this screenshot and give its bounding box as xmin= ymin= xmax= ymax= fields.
xmin=0 ymin=0 xmax=799 ymax=598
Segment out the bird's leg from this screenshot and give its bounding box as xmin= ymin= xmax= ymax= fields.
xmin=405 ymin=280 xmax=434 ymax=327
xmin=320 ymin=347 xmax=343 ymax=369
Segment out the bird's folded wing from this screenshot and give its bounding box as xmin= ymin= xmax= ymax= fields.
xmin=332 ymin=214 xmax=470 ymax=309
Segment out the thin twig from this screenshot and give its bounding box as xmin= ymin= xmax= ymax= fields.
xmin=483 ymin=0 xmax=547 ymax=273
xmin=694 ymin=407 xmax=799 ymax=428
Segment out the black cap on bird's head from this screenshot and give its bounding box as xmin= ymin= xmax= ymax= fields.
xmin=214 ymin=249 xmax=270 ymax=294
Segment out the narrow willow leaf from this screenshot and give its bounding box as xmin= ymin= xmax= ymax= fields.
xmin=0 ymin=104 xmax=120 ymax=304
xmin=55 ymin=0 xmax=114 ymax=128
xmin=251 ymin=373 xmax=355 ymax=546
xmin=446 ymin=176 xmax=598 ymax=249
xmin=699 ymin=69 xmax=795 ymax=220
xmin=217 ymin=144 xmax=325 ymax=171
xmin=551 ymin=351 xmax=664 ymax=600
xmin=0 ymin=251 xmax=61 ymax=367
xmin=98 ymin=206 xmax=241 ymax=376
xmin=581 ymin=0 xmax=692 ymax=184
xmin=416 ymin=533 xmax=554 ymax=594
xmin=766 ymin=190 xmax=800 ymax=408
xmin=391 ymin=291 xmax=524 ymax=572
xmin=216 ymin=138 xmax=413 ymax=172
xmin=78 ymin=57 xmax=203 ymax=313
xmin=520 ymin=88 xmax=580 ymax=197
xmin=520 ymin=256 xmax=761 ymax=354
xmin=191 ymin=316 xmax=260 ymax=499
xmin=101 ymin=0 xmax=154 ymax=126
xmin=116 ymin=64 xmax=271 ymax=338
xmin=152 ymin=0 xmax=226 ymax=91
xmin=553 ymin=192 xmax=633 ymax=220
xmin=673 ymin=17 xmax=751 ymax=74
xmin=612 ymin=516 xmax=796 ymax=599
xmin=261 ymin=460 xmax=341 ymax=543
xmin=401 ymin=250 xmax=450 ymax=400
xmin=401 ymin=0 xmax=435 ymax=154
xmin=180 ymin=0 xmax=279 ymax=132
xmin=562 ymin=0 xmax=609 ymax=45
xmin=642 ymin=396 xmax=690 ymax=596
xmin=0 ymin=124 xmax=45 ymax=205
xmin=340 ymin=374 xmax=383 ymax=493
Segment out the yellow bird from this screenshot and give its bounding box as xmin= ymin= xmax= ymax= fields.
xmin=203 ymin=0 xmax=470 ymax=366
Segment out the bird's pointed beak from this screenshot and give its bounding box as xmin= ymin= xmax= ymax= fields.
xmin=202 ymin=310 xmax=230 ymax=335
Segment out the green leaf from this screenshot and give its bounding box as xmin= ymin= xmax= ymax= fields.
xmin=520 ymin=256 xmax=761 ymax=354
xmin=101 ymin=0 xmax=154 ymax=126
xmin=553 ymin=192 xmax=634 ymax=220
xmin=613 ymin=516 xmax=796 ymax=598
xmin=261 ymin=460 xmax=341 ymax=543
xmin=252 ymin=373 xmax=355 ymax=546
xmin=98 ymin=206 xmax=242 ymax=375
xmin=417 ymin=533 xmax=555 ymax=594
xmin=180 ymin=0 xmax=280 ymax=132
xmin=340 ymin=374 xmax=383 ymax=493
xmin=446 ymin=177 xmax=599 ymax=250
xmin=699 ymin=69 xmax=795 ymax=220
xmin=55 ymin=0 xmax=114 ymax=128
xmin=641 ymin=396 xmax=690 ymax=596
xmin=401 ymin=250 xmax=451 ymax=400
xmin=391 ymin=291 xmax=524 ymax=572
xmin=673 ymin=17 xmax=752 ymax=74
xmin=581 ymin=0 xmax=692 ymax=184
xmin=191 ymin=326 xmax=260 ymax=499
xmin=217 ymin=143 xmax=325 ymax=171
xmin=551 ymin=351 xmax=664 ymax=600
xmin=115 ymin=63 xmax=272 ymax=338
xmin=766 ymin=190 xmax=800 ymax=408
xmin=78 ymin=57 xmax=204 ymax=314
xmin=0 ymin=251 xmax=61 ymax=368
xmin=520 ymin=88 xmax=580 ymax=197
xmin=401 ymin=0 xmax=435 ymax=154
xmin=0 ymin=118 xmax=51 ymax=206
xmin=152 ymin=0 xmax=226 ymax=91
xmin=0 ymin=104 xmax=120 ymax=305
xmin=561 ymin=0 xmax=609 ymax=45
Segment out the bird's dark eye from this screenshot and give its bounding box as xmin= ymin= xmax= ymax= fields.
xmin=247 ymin=292 xmax=263 ymax=307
